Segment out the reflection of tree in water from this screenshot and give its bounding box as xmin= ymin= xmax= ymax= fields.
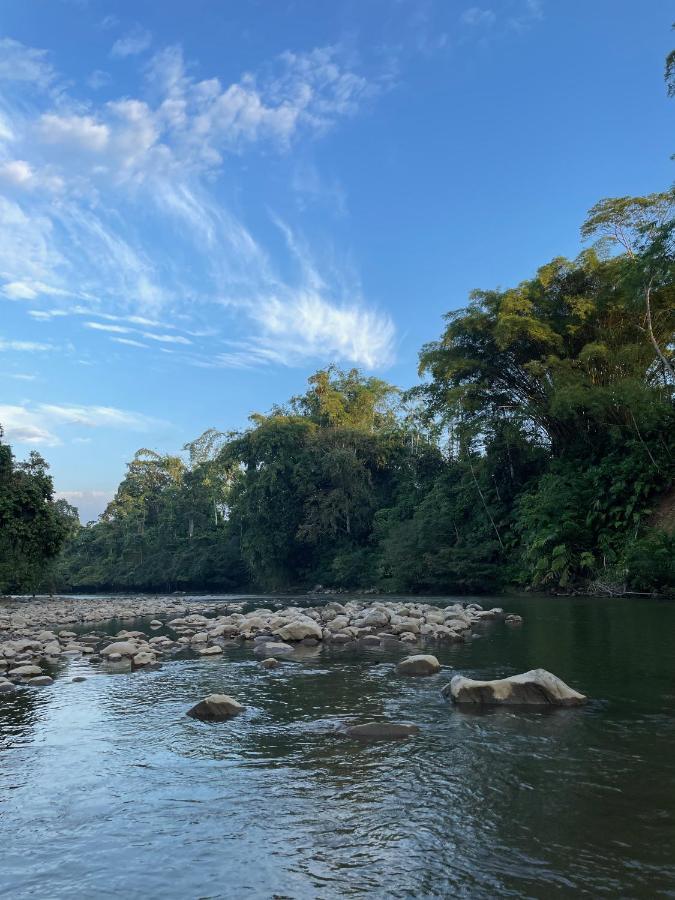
xmin=0 ymin=689 xmax=42 ymax=751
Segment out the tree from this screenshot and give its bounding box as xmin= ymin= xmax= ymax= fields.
xmin=0 ymin=431 xmax=72 ymax=593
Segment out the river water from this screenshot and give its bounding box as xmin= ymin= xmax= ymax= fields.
xmin=1 ymin=594 xmax=674 ymax=899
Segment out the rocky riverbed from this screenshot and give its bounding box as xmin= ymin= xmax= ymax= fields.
xmin=0 ymin=594 xmax=524 ymax=691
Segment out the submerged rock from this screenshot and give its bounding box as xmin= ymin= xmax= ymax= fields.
xmin=132 ymin=651 xmax=156 ymax=667
xmin=345 ymin=722 xmax=420 ymax=740
xmin=253 ymin=641 xmax=294 ymax=659
xmin=443 ymin=668 xmax=586 ymax=707
xmin=260 ymin=657 xmax=280 ymax=669
xmin=187 ymin=694 xmax=244 ymax=721
xmin=198 ymin=645 xmax=223 ymax=656
xmin=396 ymin=654 xmax=441 ymax=676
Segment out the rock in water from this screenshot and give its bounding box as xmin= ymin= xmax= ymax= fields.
xmin=186 ymin=694 xmax=244 ymax=721
xmin=8 ymin=664 xmax=43 ymax=678
xmin=275 ymin=618 xmax=323 ymax=642
xmin=443 ymin=668 xmax=586 ymax=707
xmin=132 ymin=652 xmax=156 ymax=667
xmin=260 ymin=657 xmax=280 ymax=669
xmin=345 ymin=722 xmax=420 ymax=740
xmin=396 ymin=654 xmax=441 ymax=676
xmin=253 ymin=641 xmax=295 ymax=659
xmin=101 ymin=641 xmax=138 ymax=658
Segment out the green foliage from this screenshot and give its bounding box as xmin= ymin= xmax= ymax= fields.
xmin=625 ymin=531 xmax=675 ymax=594
xmin=0 ymin=434 xmax=73 ymax=593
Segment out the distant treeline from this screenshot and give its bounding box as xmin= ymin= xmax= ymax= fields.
xmin=3 ymin=183 xmax=668 ymax=597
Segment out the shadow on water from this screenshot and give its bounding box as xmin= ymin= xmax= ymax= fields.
xmin=1 ymin=593 xmax=674 ymax=898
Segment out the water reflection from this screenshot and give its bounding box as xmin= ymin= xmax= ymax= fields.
xmin=0 ymin=594 xmax=674 ymax=898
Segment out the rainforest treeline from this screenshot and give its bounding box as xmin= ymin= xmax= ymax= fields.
xmin=2 ymin=185 xmax=673 ymax=597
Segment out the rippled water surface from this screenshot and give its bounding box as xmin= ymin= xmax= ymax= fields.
xmin=1 ymin=594 xmax=675 ymax=899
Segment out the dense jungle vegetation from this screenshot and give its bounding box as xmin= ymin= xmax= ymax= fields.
xmin=2 ymin=53 xmax=674 ymax=597
xmin=2 ymin=184 xmax=671 ymax=597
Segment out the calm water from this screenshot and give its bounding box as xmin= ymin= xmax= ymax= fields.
xmin=1 ymin=594 xmax=674 ymax=899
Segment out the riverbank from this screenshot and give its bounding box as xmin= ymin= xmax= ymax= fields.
xmin=0 ymin=594 xmax=521 ymax=688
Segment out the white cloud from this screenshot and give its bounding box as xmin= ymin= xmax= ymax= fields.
xmin=87 ymin=69 xmax=112 ymax=90
xmin=55 ymin=488 xmax=112 ymax=522
xmin=84 ymin=321 xmax=130 ymax=334
xmin=38 ymin=403 xmax=160 ymax=430
xmin=0 ymin=159 xmax=64 ymax=192
xmin=0 ymin=400 xmax=168 ymax=448
xmin=0 ymin=160 xmax=33 ymax=186
xmin=0 ymin=405 xmax=58 ymax=445
xmin=98 ymin=15 xmax=119 ymax=31
xmin=2 ymin=279 xmax=70 ymax=301
xmin=28 ymin=309 xmax=68 ymax=320
xmin=251 ymin=291 xmax=395 ymax=368
xmin=112 ymin=337 xmax=148 ymax=348
xmin=141 ymin=332 xmax=191 ymax=345
xmin=110 ymin=28 xmax=152 ymax=59
xmin=38 ymin=113 xmax=110 ymax=151
xmin=2 ymin=280 xmax=39 ymax=300
xmin=0 ymin=338 xmax=52 ymax=352
xmin=0 ymin=38 xmax=55 ymax=88
xmin=509 ymin=0 xmax=544 ymax=30
xmin=0 ymin=38 xmax=396 ymax=370
xmin=461 ymin=7 xmax=497 ymax=26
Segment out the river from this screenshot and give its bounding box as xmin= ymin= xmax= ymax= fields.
xmin=1 ymin=593 xmax=674 ymax=898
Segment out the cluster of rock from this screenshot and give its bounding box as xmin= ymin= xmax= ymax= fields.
xmin=0 ymin=595 xmax=588 ymax=741
xmin=0 ymin=594 xmax=233 ymax=631
xmin=0 ymin=597 xmax=509 ymax=691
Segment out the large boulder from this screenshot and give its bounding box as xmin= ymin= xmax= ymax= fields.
xmin=8 ymin=664 xmax=43 ymax=678
xmin=253 ymin=641 xmax=295 ymax=659
xmin=361 ymin=608 xmax=390 ymax=627
xmin=396 ymin=654 xmax=441 ymax=676
xmin=187 ymin=694 xmax=244 ymax=721
xmin=345 ymin=722 xmax=420 ymax=740
xmin=101 ymin=641 xmax=138 ymax=658
xmin=132 ymin=652 xmax=156 ymax=667
xmin=444 ymin=668 xmax=586 ymax=707
xmin=275 ymin=618 xmax=323 ymax=642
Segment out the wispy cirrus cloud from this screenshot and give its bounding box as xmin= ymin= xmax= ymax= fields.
xmin=0 ymin=401 xmax=166 ymax=447
xmin=110 ymin=27 xmax=152 ymax=59
xmin=460 ymin=7 xmax=497 ymax=27
xmin=0 ymin=337 xmax=53 ymax=352
xmin=0 ymin=37 xmax=56 ymax=88
xmin=0 ymin=36 xmax=395 ymax=369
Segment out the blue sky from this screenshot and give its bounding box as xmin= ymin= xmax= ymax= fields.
xmin=0 ymin=0 xmax=672 ymax=521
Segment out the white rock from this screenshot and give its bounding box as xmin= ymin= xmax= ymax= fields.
xmin=187 ymin=694 xmax=244 ymax=721
xmin=444 ymin=669 xmax=586 ymax=707
xmin=275 ymin=618 xmax=323 ymax=642
xmin=199 ymin=645 xmax=223 ymax=655
xmin=396 ymin=654 xmax=441 ymax=676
